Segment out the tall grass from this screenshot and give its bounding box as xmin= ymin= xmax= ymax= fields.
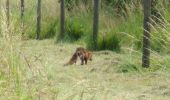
xmin=1 ymin=0 xmax=60 ymax=39
xmin=1 ymin=1 xmax=170 ymax=99
xmin=1 ymin=0 xmax=168 ymax=52
xmin=0 ymin=0 xmax=170 ymax=68
xmin=0 ymin=7 xmax=23 ymax=99
xmin=1 ymin=1 xmax=170 ymax=100
xmin=54 ymin=0 xmax=170 ymax=74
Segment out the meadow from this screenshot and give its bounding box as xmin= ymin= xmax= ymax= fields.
xmin=0 ymin=0 xmax=170 ymax=99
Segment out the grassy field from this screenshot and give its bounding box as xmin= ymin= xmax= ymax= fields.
xmin=0 ymin=39 xmax=170 ymax=100
xmin=1 ymin=0 xmax=170 ymax=100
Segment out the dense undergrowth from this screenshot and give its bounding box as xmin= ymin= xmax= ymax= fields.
xmin=0 ymin=0 xmax=170 ymax=52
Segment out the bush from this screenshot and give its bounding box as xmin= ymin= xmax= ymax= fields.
xmin=64 ymin=18 xmax=85 ymax=42
xmin=116 ymin=54 xmax=142 ymax=73
xmin=98 ymin=32 xmax=121 ymax=52
xmin=41 ymin=20 xmax=58 ymax=39
xmin=87 ymin=31 xmax=121 ymax=52
xmin=28 ymin=19 xmax=58 ymax=39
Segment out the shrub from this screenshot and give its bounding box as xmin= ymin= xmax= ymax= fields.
xmin=87 ymin=31 xmax=121 ymax=52
xmin=98 ymin=32 xmax=121 ymax=52
xmin=116 ymin=54 xmax=142 ymax=73
xmin=64 ymin=18 xmax=85 ymax=42
xmin=41 ymin=19 xmax=58 ymax=39
xmin=28 ymin=19 xmax=58 ymax=39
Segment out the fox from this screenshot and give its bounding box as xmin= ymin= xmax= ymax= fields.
xmin=76 ymin=47 xmax=92 ymax=65
xmin=64 ymin=47 xmax=92 ymax=66
xmin=64 ymin=52 xmax=78 ymax=66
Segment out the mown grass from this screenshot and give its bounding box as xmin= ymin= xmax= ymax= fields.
xmin=1 ymin=0 xmax=170 ymax=99
xmin=1 ymin=39 xmax=170 ymax=99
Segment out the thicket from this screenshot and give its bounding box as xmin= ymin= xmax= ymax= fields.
xmin=63 ymin=0 xmax=170 ymax=53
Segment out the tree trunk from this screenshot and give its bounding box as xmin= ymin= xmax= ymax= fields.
xmin=6 ymin=0 xmax=9 ymax=26
xmin=36 ymin=0 xmax=41 ymax=40
xmin=93 ymin=0 xmax=99 ymax=50
xmin=60 ymin=0 xmax=65 ymax=39
xmin=21 ymin=0 xmax=24 ymax=34
xmin=142 ymin=0 xmax=151 ymax=68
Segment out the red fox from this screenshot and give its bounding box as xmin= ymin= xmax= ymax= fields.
xmin=64 ymin=52 xmax=78 ymax=66
xmin=76 ymin=47 xmax=92 ymax=65
xmin=64 ymin=47 xmax=92 ymax=66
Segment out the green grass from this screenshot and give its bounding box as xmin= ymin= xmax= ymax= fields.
xmin=0 ymin=39 xmax=170 ymax=99
xmin=1 ymin=0 xmax=170 ymax=52
xmin=0 ymin=0 xmax=60 ymax=39
xmin=1 ymin=0 xmax=170 ymax=99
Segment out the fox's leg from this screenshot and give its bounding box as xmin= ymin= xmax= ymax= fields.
xmin=81 ymin=59 xmax=84 ymax=65
xmin=75 ymin=58 xmax=77 ymax=64
xmin=74 ymin=60 xmax=76 ymax=64
xmin=84 ymin=57 xmax=87 ymax=65
xmin=79 ymin=55 xmax=84 ymax=65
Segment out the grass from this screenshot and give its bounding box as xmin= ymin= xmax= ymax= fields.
xmin=0 ymin=39 xmax=170 ymax=99
xmin=1 ymin=0 xmax=169 ymax=52
xmin=0 ymin=0 xmax=60 ymax=39
xmin=1 ymin=0 xmax=170 ymax=99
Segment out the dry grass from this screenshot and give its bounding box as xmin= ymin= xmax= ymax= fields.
xmin=0 ymin=0 xmax=170 ymax=99
xmin=1 ymin=39 xmax=170 ymax=100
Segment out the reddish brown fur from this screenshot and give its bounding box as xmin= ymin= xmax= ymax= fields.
xmin=64 ymin=47 xmax=93 ymax=66
xmin=76 ymin=47 xmax=93 ymax=65
xmin=64 ymin=52 xmax=78 ymax=66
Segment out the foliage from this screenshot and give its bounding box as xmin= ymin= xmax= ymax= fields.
xmin=1 ymin=0 xmax=170 ymax=53
xmin=65 ymin=0 xmax=79 ymax=11
xmin=87 ymin=32 xmax=121 ymax=52
xmin=64 ymin=18 xmax=84 ymax=42
xmin=102 ymin=0 xmax=141 ymax=18
xmin=1 ymin=0 xmax=170 ymax=99
xmin=65 ymin=0 xmax=91 ymax=11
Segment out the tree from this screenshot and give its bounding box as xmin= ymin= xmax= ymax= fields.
xmin=60 ymin=0 xmax=65 ymax=39
xmin=6 ymin=0 xmax=9 ymax=26
xmin=21 ymin=0 xmax=24 ymax=34
xmin=36 ymin=0 xmax=41 ymax=40
xmin=93 ymin=0 xmax=99 ymax=50
xmin=142 ymin=0 xmax=151 ymax=68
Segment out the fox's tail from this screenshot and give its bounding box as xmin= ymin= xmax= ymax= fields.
xmin=64 ymin=60 xmax=76 ymax=66
xmin=64 ymin=53 xmax=77 ymax=66
xmin=63 ymin=62 xmax=69 ymax=66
